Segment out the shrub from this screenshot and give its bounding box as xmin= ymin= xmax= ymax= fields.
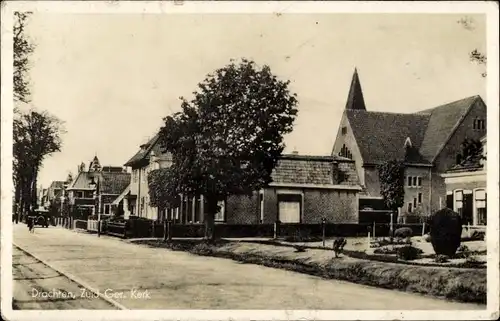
xmin=471 ymin=231 xmax=485 ymax=241
xmin=434 ymin=254 xmax=449 ymax=263
xmin=373 ymin=247 xmax=398 ymax=255
xmin=332 ymin=238 xmax=347 ymax=257
xmin=397 ymin=245 xmax=422 ymax=261
xmin=429 ymin=208 xmax=462 ymax=256
xmin=423 ymin=233 xmax=431 ymax=242
xmin=294 ymin=245 xmax=306 ymax=253
xmin=394 ymin=227 xmax=413 ymax=238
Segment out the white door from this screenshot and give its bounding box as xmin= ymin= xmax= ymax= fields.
xmin=279 ymin=201 xmax=301 ymax=223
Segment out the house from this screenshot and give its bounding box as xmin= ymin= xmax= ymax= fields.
xmin=442 ymin=136 xmax=487 ymax=226
xmin=67 ymin=156 xmax=131 ymax=219
xmin=45 ymin=180 xmax=65 ymax=206
xmin=123 ymin=134 xmax=173 ymax=221
xmin=332 ymin=68 xmax=487 ymax=222
xmin=160 ymin=153 xmax=362 ymax=224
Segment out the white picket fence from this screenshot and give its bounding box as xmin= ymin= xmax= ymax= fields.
xmin=87 ymin=219 xmax=99 ymax=232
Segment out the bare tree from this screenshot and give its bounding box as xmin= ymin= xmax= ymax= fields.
xmin=13 ymin=12 xmax=35 ymax=104
xmin=14 ymin=110 xmax=65 ymax=220
xmin=457 ymin=16 xmax=487 ymax=78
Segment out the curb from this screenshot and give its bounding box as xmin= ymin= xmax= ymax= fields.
xmin=13 ymin=242 xmax=128 ymax=310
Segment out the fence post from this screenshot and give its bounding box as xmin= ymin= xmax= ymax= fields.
xmin=274 ymin=220 xmax=280 ymax=239
xmin=421 ymin=222 xmax=426 ymax=236
xmin=163 ymin=219 xmax=167 ymax=242
xmin=373 ymin=222 xmax=376 ymax=239
xmin=152 ymin=220 xmax=155 ymax=238
xmin=167 ymin=220 xmax=172 ymax=241
xmin=468 ymin=222 xmax=471 ymax=238
xmin=367 ymin=231 xmax=371 ymax=252
xmin=322 ymin=217 xmax=326 ymax=247
xmin=97 ymin=220 xmax=101 ymax=237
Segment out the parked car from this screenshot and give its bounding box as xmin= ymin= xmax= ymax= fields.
xmin=30 ymin=208 xmax=51 ymax=227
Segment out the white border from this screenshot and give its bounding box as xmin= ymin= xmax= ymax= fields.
xmin=1 ymin=1 xmax=499 ymax=321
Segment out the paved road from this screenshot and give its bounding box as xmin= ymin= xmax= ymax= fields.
xmin=12 ymin=246 xmax=116 ymax=310
xmin=13 ymin=225 xmax=485 ymax=310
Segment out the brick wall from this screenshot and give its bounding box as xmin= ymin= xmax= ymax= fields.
xmin=303 ymin=189 xmax=358 ymax=223
xmin=434 ymin=99 xmax=487 ymax=173
xmin=225 ymin=192 xmax=260 ymax=224
xmin=402 ymin=166 xmax=432 ymax=215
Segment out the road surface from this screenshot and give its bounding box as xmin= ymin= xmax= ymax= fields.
xmin=12 ymin=224 xmax=485 ymax=310
xmin=12 ymin=246 xmax=116 ymax=310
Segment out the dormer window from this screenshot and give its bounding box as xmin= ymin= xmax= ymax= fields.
xmin=404 ymin=137 xmax=412 ymax=148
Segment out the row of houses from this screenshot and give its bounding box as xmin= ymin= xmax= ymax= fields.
xmin=43 ymin=69 xmax=488 ymax=226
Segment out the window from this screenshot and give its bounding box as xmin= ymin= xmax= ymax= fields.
xmin=407 ymin=176 xmax=422 ymax=188
xmin=407 ymin=176 xmax=412 ymax=187
xmin=412 ymin=177 xmax=417 ymax=187
xmin=455 ymin=190 xmax=463 ymax=216
xmin=341 ymin=126 xmax=347 ymax=135
xmin=76 ymin=191 xmax=84 ymax=198
xmin=417 ymin=177 xmax=422 ymax=187
xmin=104 ymin=204 xmax=111 ymax=214
xmin=133 ymin=170 xmax=138 ymax=182
xmin=475 ymin=189 xmax=487 ymax=225
xmin=339 ymin=144 xmax=353 ymax=159
xmin=215 ymin=200 xmax=225 ymax=222
xmin=413 ymin=198 xmax=417 ymax=207
xmin=418 ymin=193 xmax=422 ymax=204
xmin=474 ymin=118 xmax=486 ymax=131
xmin=407 ymin=203 xmax=413 ymax=213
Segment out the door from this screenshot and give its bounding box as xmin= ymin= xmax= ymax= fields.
xmin=277 ymin=194 xmax=302 ymax=223
xmin=463 ymin=192 xmax=473 ymax=225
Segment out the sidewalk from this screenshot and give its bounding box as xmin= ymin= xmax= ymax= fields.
xmin=13 ymin=224 xmax=485 ymax=309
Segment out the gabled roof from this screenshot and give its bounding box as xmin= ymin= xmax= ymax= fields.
xmin=48 ymin=180 xmax=64 ymax=190
xmin=346 ymin=109 xmax=431 ymax=164
xmin=271 ymin=154 xmax=358 ymax=186
xmin=67 ymin=169 xmax=130 ymax=195
xmin=417 ymin=95 xmax=480 ymax=162
xmin=124 ymin=134 xmax=160 ymax=167
xmin=100 ymin=172 xmax=131 ymax=195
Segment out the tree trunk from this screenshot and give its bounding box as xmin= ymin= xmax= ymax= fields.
xmin=204 ymin=196 xmax=217 ymax=242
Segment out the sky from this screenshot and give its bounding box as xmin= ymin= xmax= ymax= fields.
xmin=22 ymin=13 xmax=486 ymax=188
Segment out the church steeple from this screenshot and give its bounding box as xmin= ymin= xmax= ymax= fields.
xmin=345 ymin=68 xmax=367 ymax=111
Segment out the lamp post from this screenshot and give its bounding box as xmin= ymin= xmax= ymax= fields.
xmin=89 ymin=177 xmax=100 ymax=237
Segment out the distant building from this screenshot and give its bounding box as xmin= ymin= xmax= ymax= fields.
xmin=67 ymin=156 xmax=131 ymax=219
xmin=332 ymin=68 xmax=487 ymax=223
xmin=123 ymin=134 xmax=173 ymax=220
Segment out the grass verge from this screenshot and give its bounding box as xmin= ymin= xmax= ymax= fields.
xmin=132 ymin=239 xmax=486 ymax=305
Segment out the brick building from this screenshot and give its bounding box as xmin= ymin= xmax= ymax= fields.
xmin=67 ymin=156 xmax=131 ymax=218
xmin=332 ymin=69 xmax=487 ymax=222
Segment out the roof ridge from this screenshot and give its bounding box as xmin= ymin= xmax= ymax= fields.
xmin=416 ymin=95 xmax=479 ymax=114
xmin=347 ymin=109 xmax=430 ymax=117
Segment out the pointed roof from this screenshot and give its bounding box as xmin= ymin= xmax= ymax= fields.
xmin=345 ymin=68 xmax=367 ymax=111
xmin=89 ymin=155 xmax=102 ymax=172
xmin=417 ymin=95 xmax=481 ymax=162
xmin=343 ymin=95 xmax=483 ymax=165
xmin=124 ymin=133 xmax=161 ymax=167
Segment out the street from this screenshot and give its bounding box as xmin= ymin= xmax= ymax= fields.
xmin=12 ymin=224 xmax=485 ymax=310
xmin=12 ymin=246 xmax=116 ymax=310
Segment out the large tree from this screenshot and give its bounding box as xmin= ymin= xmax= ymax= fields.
xmin=377 ymin=159 xmax=405 ymax=226
xmin=14 ymin=12 xmax=35 ymax=105
xmin=150 ymin=58 xmax=298 ymax=240
xmin=14 ymin=110 xmax=65 ymax=219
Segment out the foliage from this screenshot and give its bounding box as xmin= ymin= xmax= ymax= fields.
xmin=396 ymin=245 xmax=422 ymax=261
xmin=155 ymin=58 xmax=298 ymax=239
xmin=394 ymin=227 xmax=413 ymax=238
xmin=14 ymin=110 xmax=65 ymax=219
xmin=456 ymin=138 xmax=485 ymax=166
xmin=14 ymin=12 xmax=35 ymax=104
xmin=377 ymin=159 xmax=405 ymax=221
xmin=434 ymin=254 xmax=449 ymax=263
xmin=373 ymin=247 xmax=398 ymax=255
xmin=457 ymin=16 xmax=487 ymax=78
xmin=429 ymin=208 xmax=462 ymax=256
xmin=333 ymin=237 xmax=347 ymax=257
